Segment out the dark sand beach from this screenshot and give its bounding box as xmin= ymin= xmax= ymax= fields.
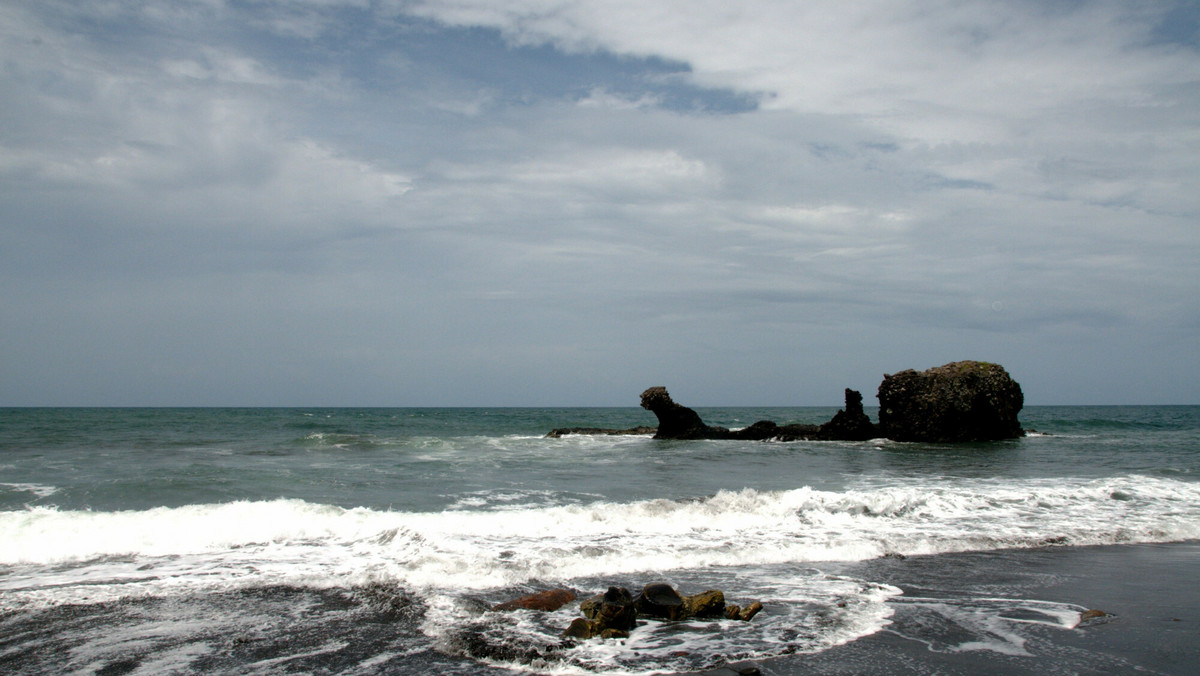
xmin=747 ymin=542 xmax=1200 ymax=675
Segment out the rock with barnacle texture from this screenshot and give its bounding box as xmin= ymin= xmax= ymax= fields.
xmin=681 ymin=589 xmax=727 ymax=618
xmin=877 ymin=361 xmax=1024 ymax=442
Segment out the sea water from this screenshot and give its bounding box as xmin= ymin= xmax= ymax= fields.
xmin=1 ymin=406 xmax=1198 ymax=674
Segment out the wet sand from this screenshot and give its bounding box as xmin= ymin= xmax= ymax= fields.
xmin=752 ymin=542 xmax=1200 ymax=675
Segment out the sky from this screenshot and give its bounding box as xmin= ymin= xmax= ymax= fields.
xmin=2 ymin=0 xmax=1198 ymax=406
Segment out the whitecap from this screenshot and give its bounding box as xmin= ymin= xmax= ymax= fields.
xmin=2 ymin=475 xmax=1198 ymax=611
xmin=1 ymin=482 xmax=58 ymax=498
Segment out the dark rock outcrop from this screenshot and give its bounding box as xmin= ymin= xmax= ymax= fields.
xmin=564 ymin=583 xmax=761 ymax=641
xmin=635 ymin=583 xmax=686 ymax=620
xmin=492 ymin=589 xmax=576 ymax=612
xmin=448 ymin=628 xmax=569 ymax=664
xmin=637 ymin=387 xmax=815 ymax=441
xmin=817 ymin=388 xmax=878 ymax=441
xmin=723 ymin=601 xmax=763 ymax=622
xmin=550 ymin=363 xmax=1024 ymax=444
xmin=633 ymin=584 xmax=739 ymax=621
xmin=567 ymin=586 xmax=639 ymax=639
xmin=640 ymin=386 xmax=714 ymax=439
xmin=877 ymin=361 xmax=1024 ymax=442
xmin=545 ymin=426 xmax=656 ymax=438
xmin=549 ymin=386 xmax=873 ymax=441
xmin=638 ymin=386 xmax=874 ymax=442
xmin=681 ymin=589 xmax=727 ymax=618
xmin=728 ymin=419 xmax=822 ymax=441
xmin=697 ymin=664 xmax=763 ymax=676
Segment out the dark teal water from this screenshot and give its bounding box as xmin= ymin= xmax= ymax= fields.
xmin=4 ymin=406 xmax=1198 ymax=513
xmin=1 ymin=406 xmax=1198 ymax=674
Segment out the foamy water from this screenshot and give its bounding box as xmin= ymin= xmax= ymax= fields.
xmin=4 ymin=475 xmax=1197 ymax=574
xmin=2 ymin=406 xmax=1198 ymax=674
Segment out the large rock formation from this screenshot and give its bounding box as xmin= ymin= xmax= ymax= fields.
xmin=640 ymin=386 xmax=714 ymax=439
xmin=637 ymin=386 xmax=874 ymax=442
xmin=816 ymin=388 xmax=878 ymax=441
xmin=549 ymin=363 xmax=1024 ymax=444
xmin=877 ymin=361 xmax=1024 ymax=442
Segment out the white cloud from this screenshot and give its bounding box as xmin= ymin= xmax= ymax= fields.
xmin=404 ymin=0 xmax=1197 ymax=143
xmin=161 ymin=50 xmax=285 ymax=86
xmin=2 ymin=0 xmax=1198 ymax=404
xmin=575 ymin=87 xmax=661 ymax=110
xmin=1 ymin=4 xmax=410 ymax=235
xmin=508 ymin=148 xmax=713 ymax=189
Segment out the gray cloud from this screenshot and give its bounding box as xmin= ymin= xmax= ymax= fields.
xmin=1 ymin=0 xmax=1198 ymax=405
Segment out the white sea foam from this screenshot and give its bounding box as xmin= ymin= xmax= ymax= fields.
xmin=1 ymin=475 xmax=1198 ymax=610
xmin=421 ymin=569 xmax=900 ymax=674
xmin=0 ymin=482 xmax=59 ymax=498
xmin=886 ymin=597 xmax=1086 ymax=656
xmin=3 ymin=475 xmax=1196 ymax=674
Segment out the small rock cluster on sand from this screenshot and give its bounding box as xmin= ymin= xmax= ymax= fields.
xmin=491 ymin=583 xmax=763 ymax=641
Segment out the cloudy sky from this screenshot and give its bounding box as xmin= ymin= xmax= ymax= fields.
xmin=2 ymin=0 xmax=1198 ymax=406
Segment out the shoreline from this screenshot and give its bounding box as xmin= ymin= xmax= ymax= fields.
xmin=727 ymin=541 xmax=1200 ymax=676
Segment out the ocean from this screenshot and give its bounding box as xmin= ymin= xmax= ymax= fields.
xmin=1 ymin=405 xmax=1198 ymax=675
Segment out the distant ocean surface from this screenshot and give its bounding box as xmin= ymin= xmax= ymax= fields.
xmin=2 ymin=406 xmax=1199 ymax=675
